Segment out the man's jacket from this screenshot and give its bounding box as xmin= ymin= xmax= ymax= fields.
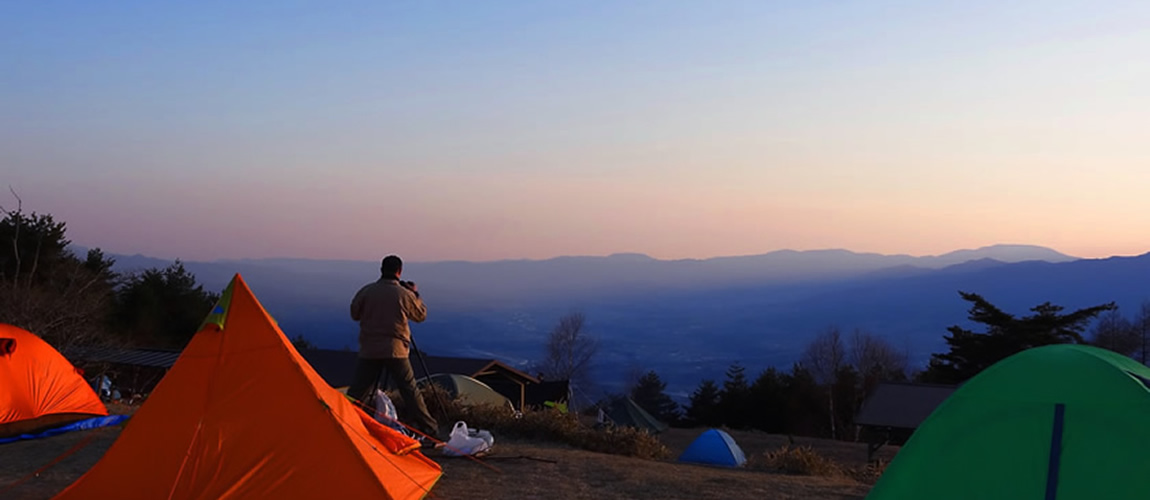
xmin=349 ymin=277 xmax=427 ymax=358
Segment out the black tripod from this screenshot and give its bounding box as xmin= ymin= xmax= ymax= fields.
xmin=363 ymin=338 xmax=450 ymax=435
xmin=410 ymin=337 xmax=451 ymax=421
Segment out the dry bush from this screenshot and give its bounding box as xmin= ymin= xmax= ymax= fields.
xmin=750 ymin=443 xmax=846 ymax=478
xmin=848 ymin=458 xmax=889 ymax=484
xmin=571 ymin=424 xmax=671 ymax=460
xmin=748 ymin=441 xmax=887 ymax=484
xmin=396 ymin=386 xmax=670 ymax=460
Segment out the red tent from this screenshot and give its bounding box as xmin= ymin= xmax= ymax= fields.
xmin=0 ymin=324 xmax=108 ymax=438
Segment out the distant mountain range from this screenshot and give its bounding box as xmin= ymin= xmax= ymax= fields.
xmin=100 ymin=243 xmax=1079 ymax=305
xmin=80 ymin=244 xmax=1150 ymax=399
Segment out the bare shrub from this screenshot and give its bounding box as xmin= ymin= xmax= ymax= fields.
xmin=392 ymin=385 xmax=670 ymax=460
xmin=750 ymin=443 xmax=845 ymax=478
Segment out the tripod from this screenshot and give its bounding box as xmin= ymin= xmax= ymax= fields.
xmin=361 ymin=338 xmax=450 ymax=435
xmin=409 ymin=337 xmax=451 ymax=421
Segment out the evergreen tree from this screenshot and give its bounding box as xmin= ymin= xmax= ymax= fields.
xmin=783 ymin=363 xmax=825 ymax=437
xmin=685 ymin=379 xmax=721 ymax=427
xmin=630 ymin=370 xmax=682 ymax=425
xmin=114 ymin=261 xmax=219 ymax=349
xmin=831 ymin=364 xmax=861 ymax=440
xmin=920 ymin=291 xmax=1115 ymax=384
xmin=717 ymin=363 xmax=751 ymax=429
xmin=748 ymin=367 xmax=787 ymax=432
xmin=290 ymin=334 xmax=317 ymax=351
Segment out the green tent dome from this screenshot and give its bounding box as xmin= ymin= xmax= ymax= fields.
xmin=868 ymin=344 xmax=1150 ymax=500
xmin=419 ymin=373 xmax=514 ymax=410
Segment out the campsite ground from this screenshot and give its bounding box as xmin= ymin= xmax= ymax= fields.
xmin=1 ymin=414 xmax=896 ymax=500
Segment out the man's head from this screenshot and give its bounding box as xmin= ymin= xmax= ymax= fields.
xmin=381 ymin=255 xmax=403 ymax=278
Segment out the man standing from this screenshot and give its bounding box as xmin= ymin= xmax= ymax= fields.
xmin=348 ymin=255 xmax=439 ymax=440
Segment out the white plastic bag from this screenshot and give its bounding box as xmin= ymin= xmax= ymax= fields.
xmin=369 ymin=389 xmax=411 ymax=437
xmin=442 ymin=421 xmax=494 ymax=456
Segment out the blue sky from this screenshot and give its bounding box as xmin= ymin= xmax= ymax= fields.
xmin=3 ymin=1 xmax=1148 ymax=261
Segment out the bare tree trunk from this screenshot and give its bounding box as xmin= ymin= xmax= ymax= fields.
xmin=2 ymin=188 xmax=23 ymax=286
xmin=828 ymin=387 xmax=836 ymax=440
xmin=1139 ymin=301 xmax=1150 ymax=364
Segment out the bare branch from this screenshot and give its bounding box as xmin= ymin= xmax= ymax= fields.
xmin=538 ymin=311 xmax=599 ymax=390
xmin=5 ymin=189 xmax=22 ymax=286
xmin=803 ymin=326 xmax=846 ymax=384
xmin=26 ymin=225 xmax=43 ymax=290
xmin=0 ymin=185 xmax=21 ymax=216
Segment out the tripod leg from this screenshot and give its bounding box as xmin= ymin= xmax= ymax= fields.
xmin=409 ymin=340 xmax=450 ymax=425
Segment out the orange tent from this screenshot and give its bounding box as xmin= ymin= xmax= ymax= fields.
xmin=53 ymin=274 xmax=443 ymax=500
xmin=1 ymin=324 xmax=108 ymax=438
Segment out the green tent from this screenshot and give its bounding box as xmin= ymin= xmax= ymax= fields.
xmin=418 ymin=373 xmax=514 ymax=410
xmin=867 ymin=344 xmax=1150 ymax=500
xmin=600 ymin=396 xmax=667 ymax=434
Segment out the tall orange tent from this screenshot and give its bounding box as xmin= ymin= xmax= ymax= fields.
xmin=1 ymin=324 xmax=108 ymax=438
xmin=53 ymin=274 xmax=443 ymax=500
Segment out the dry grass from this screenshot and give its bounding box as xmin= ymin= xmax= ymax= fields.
xmin=432 ymin=439 xmax=871 ymax=500
xmin=409 ymin=386 xmax=671 ymax=460
xmin=659 ymin=428 xmax=896 ymax=486
xmin=848 ymin=458 xmax=889 ymax=485
xmin=0 ymin=422 xmax=881 ymax=500
xmin=1 ymin=394 xmax=895 ymax=499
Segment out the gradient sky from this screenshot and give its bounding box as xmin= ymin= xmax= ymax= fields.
xmin=3 ymin=1 xmax=1148 ymax=262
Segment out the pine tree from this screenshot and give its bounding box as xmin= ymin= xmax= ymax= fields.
xmin=921 ymin=291 xmax=1115 ymax=384
xmin=630 ymin=370 xmax=682 ymax=425
xmin=748 ymin=367 xmax=787 ymax=432
xmin=685 ymin=379 xmax=721 ymax=427
xmin=718 ymin=363 xmax=751 ymax=428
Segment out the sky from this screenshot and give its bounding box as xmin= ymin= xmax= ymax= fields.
xmin=3 ymin=1 xmax=1149 ymax=262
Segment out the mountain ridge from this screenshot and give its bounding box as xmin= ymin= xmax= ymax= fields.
xmin=105 ymin=243 xmax=1075 ymax=267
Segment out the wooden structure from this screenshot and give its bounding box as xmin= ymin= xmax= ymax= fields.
xmin=855 ymin=381 xmax=958 ymax=459
xmin=70 ymin=346 xmax=182 ymax=398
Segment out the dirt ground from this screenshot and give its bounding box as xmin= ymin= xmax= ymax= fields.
xmin=0 ymin=418 xmax=893 ymax=500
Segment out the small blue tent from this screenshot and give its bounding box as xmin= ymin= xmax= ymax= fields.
xmin=678 ymin=428 xmax=746 ymax=467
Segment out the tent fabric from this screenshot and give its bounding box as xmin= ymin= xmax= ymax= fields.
xmin=867 ymin=344 xmax=1150 ymax=500
xmin=678 ymin=428 xmax=747 ymax=467
xmin=0 ymin=414 xmax=129 ymax=445
xmin=0 ymin=324 xmax=108 ymax=439
xmin=52 ymin=274 xmax=442 ymax=500
xmin=420 ymin=373 xmax=514 ymax=410
xmin=601 ymin=396 xmax=668 ymax=434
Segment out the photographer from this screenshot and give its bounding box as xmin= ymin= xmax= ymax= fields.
xmin=348 ymin=254 xmax=439 ymax=442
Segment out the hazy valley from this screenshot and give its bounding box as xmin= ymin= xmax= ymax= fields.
xmin=98 ymin=244 xmax=1149 ymax=400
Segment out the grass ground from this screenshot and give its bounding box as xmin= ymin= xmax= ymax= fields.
xmin=0 ymin=412 xmax=896 ymax=500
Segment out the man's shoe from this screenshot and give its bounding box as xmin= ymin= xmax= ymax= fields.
xmin=417 ymin=435 xmax=441 ymax=449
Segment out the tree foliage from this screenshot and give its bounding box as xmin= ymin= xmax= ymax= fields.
xmin=1 ymin=191 xmax=219 ymax=355
xmin=291 ymin=334 xmax=317 ymax=351
xmin=1090 ymin=308 xmax=1139 ymax=357
xmin=718 ymin=363 xmax=751 ymax=429
xmin=0 ymin=196 xmax=119 ymax=353
xmin=685 ymin=379 xmax=721 ymax=427
xmin=629 ymin=370 xmax=682 ymax=425
xmin=114 ymin=261 xmax=219 ymax=349
xmin=1134 ymin=300 xmax=1150 ymax=364
xmin=748 ymin=367 xmax=788 ymax=432
xmin=920 ymin=291 xmax=1116 ymax=384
